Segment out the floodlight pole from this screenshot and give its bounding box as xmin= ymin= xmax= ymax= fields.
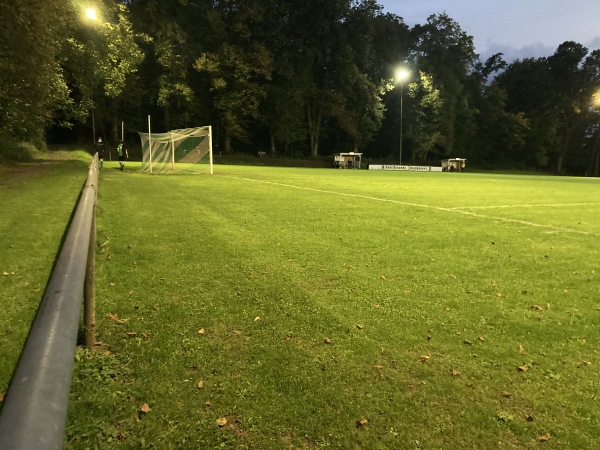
xmin=395 ymin=67 xmax=410 ymax=166
xmin=399 ymin=82 xmax=404 ymax=166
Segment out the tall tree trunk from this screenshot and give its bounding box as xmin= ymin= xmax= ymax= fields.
xmin=270 ymin=133 xmax=276 ymax=156
xmin=225 ymin=135 xmax=231 ymax=154
xmin=307 ymin=102 xmax=321 ymax=157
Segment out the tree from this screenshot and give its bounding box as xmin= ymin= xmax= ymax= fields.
xmin=405 ymin=71 xmax=444 ymax=161
xmin=0 ymin=0 xmax=73 ymax=146
xmin=409 ymin=13 xmax=478 ymax=158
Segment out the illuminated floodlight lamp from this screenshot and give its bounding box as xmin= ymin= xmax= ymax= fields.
xmin=85 ymin=8 xmax=98 ymax=20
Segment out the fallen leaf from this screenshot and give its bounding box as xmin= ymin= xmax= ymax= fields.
xmin=538 ymin=433 xmax=551 ymax=442
xmin=254 ymin=316 xmax=260 ymax=321
xmin=324 ymin=338 xmax=332 ymax=344
xmin=546 ymin=303 xmax=551 ymax=310
xmin=500 ymin=391 xmax=511 ymax=398
xmin=198 ymin=328 xmax=206 ymax=334
xmin=519 ymin=344 xmax=525 ymax=353
xmin=356 ymin=419 xmax=369 ymax=427
xmin=356 ymin=324 xmax=364 ymax=330
xmin=444 ymin=307 xmax=452 ymax=311
xmin=216 ymin=417 xmax=227 ymax=427
xmin=580 ymin=360 xmax=592 ymax=366
xmin=380 ymin=275 xmax=387 ymax=281
xmin=496 ymin=292 xmax=503 ymax=298
xmin=463 ymin=339 xmax=472 ymax=345
xmin=372 ymin=304 xmax=380 ymax=309
xmin=197 ymin=380 xmax=204 ymax=390
xmin=139 ymin=403 xmax=152 ymax=414
xmin=478 ymin=336 xmax=485 ymax=342
xmin=419 ymin=355 xmax=430 ymax=364
xmin=530 ymin=305 xmax=543 ymax=311
xmin=128 ymin=290 xmax=135 ymax=295
xmin=205 ymin=400 xmax=212 ymax=407
xmin=106 ymin=313 xmax=129 ymax=324
xmin=450 ymin=274 xmax=456 ymax=279
xmin=2 ymin=272 xmax=9 ymax=276
xmin=450 ymin=369 xmax=461 ymax=377
xmin=517 ymin=365 xmax=528 ymax=372
xmin=372 ymin=365 xmax=384 ymax=370
xmin=126 ymin=332 xmax=137 ymax=337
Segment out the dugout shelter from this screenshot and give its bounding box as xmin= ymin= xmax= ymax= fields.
xmin=333 ymin=152 xmax=362 ymax=169
xmin=441 ymin=158 xmax=467 ymax=172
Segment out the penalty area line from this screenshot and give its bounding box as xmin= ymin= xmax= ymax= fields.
xmin=221 ymin=175 xmax=598 ymax=237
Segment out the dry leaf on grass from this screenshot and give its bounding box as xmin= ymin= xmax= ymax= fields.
xmin=356 ymin=323 xmax=364 ymax=330
xmin=324 ymin=338 xmax=332 ymax=344
xmin=372 ymin=365 xmax=384 ymax=370
xmin=517 ymin=365 xmax=528 ymax=372
xmin=538 ymin=433 xmax=551 ymax=442
xmin=197 ymin=380 xmax=204 ymax=390
xmin=355 ymin=419 xmax=369 ymax=427
xmin=198 ymin=328 xmax=206 ymax=334
xmin=530 ymin=305 xmax=543 ymax=311
xmin=496 ymin=292 xmax=503 ymax=298
xmin=419 ymin=355 xmax=430 ymax=364
xmin=519 ymin=344 xmax=525 ymax=353
xmin=380 ymin=275 xmax=387 ymax=281
xmin=126 ymin=332 xmax=137 ymax=337
xmin=139 ymin=403 xmax=152 ymax=414
xmin=106 ymin=313 xmax=129 ymax=324
xmin=478 ymin=336 xmax=485 ymax=342
xmin=500 ymin=391 xmax=511 ymax=398
xmin=216 ymin=417 xmax=227 ymax=427
xmin=450 ymin=369 xmax=461 ymax=377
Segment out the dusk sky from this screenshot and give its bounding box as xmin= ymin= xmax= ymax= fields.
xmin=378 ymin=0 xmax=600 ymax=61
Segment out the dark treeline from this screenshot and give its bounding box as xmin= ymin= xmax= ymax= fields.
xmin=1 ymin=0 xmax=599 ymax=174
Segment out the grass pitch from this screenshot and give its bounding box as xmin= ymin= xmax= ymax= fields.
xmin=2 ymin=158 xmax=599 ymax=448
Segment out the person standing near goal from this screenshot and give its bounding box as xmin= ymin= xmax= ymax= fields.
xmin=117 ymin=140 xmax=128 ymax=171
xmin=95 ymin=137 xmax=105 ymax=169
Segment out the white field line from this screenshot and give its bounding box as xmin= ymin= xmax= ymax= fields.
xmin=222 ymin=175 xmax=599 ymax=237
xmin=449 ymin=202 xmax=600 ymax=210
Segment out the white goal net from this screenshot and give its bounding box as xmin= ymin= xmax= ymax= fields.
xmin=138 ymin=125 xmax=213 ymax=174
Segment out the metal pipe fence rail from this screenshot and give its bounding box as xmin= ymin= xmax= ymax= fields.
xmin=0 ymin=155 xmax=99 ymax=450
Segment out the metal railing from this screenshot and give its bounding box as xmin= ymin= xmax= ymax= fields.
xmin=0 ymin=155 xmax=99 ymax=450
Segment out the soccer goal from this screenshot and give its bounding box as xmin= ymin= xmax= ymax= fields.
xmin=138 ymin=125 xmax=213 ymax=174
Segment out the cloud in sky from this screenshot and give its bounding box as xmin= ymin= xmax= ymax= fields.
xmin=379 ymin=0 xmax=600 ymax=61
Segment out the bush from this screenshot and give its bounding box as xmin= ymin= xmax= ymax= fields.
xmin=0 ymin=131 xmax=39 ymax=163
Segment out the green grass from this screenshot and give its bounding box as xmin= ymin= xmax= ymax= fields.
xmin=2 ymin=158 xmax=600 ymax=449
xmin=0 ymin=153 xmax=92 ymax=391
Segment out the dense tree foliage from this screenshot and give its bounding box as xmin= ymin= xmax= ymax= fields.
xmin=0 ymin=0 xmax=599 ymax=174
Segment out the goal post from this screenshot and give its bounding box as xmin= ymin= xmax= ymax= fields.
xmin=138 ymin=125 xmax=213 ymax=174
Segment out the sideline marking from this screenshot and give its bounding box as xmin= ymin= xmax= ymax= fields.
xmin=449 ymin=202 xmax=600 ymax=210
xmin=222 ymin=175 xmax=599 ymax=237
